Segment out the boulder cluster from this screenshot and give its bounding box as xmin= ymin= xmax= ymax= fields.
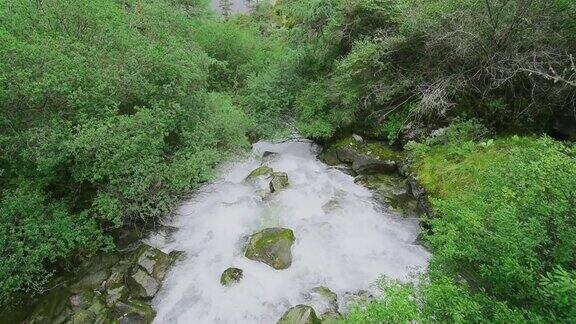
xmin=319 ymin=135 xmax=423 ymax=217
xmin=25 ymin=244 xmax=182 ymax=324
xmin=235 ymin=153 xmax=345 ymax=323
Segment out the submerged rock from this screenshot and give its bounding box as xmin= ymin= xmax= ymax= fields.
xmin=220 ymin=267 xmax=243 ymax=286
xmin=246 ymin=165 xmax=274 ymax=180
xmin=277 ymin=305 xmax=320 ymax=324
xmin=311 ymin=286 xmax=338 ymax=312
xmin=245 ymin=227 xmax=295 ymax=269
xmin=269 ymin=172 xmax=289 ymax=193
xmin=168 ymin=250 xmax=186 ymax=262
xmin=262 ymin=151 xmax=279 ymax=162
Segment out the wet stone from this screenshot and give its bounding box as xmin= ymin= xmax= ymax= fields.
xmin=269 ymin=172 xmax=289 ymax=193
xmin=127 ymin=268 xmax=160 ymax=299
xmin=220 ymin=267 xmax=243 ymax=286
xmin=277 ymin=305 xmax=320 ymax=324
xmin=311 ymin=286 xmax=338 ymax=312
xmin=245 ymin=228 xmax=295 ymax=270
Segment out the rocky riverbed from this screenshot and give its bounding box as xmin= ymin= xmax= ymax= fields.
xmin=18 ymin=136 xmax=430 ymax=324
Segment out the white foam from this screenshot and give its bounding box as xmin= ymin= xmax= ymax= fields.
xmin=149 ymin=140 xmax=430 ymax=323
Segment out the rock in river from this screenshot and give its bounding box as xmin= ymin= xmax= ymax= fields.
xmin=127 ymin=245 xmax=172 ymax=299
xmin=220 ymin=267 xmax=243 ymax=286
xmin=245 ymin=227 xmax=295 ymax=270
xmin=269 ymin=172 xmax=289 ymax=192
xmin=277 ymin=305 xmax=320 ymax=324
xmin=246 ymin=165 xmax=274 ymax=180
xmin=311 ymin=286 xmax=338 ymax=312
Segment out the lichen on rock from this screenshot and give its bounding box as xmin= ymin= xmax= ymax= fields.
xmin=220 ymin=267 xmax=243 ymax=286
xmin=246 ymin=165 xmax=274 ymax=180
xmin=245 ymin=227 xmax=295 ymax=270
xmin=269 ymin=172 xmax=289 ymax=192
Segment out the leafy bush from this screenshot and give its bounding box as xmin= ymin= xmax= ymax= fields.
xmin=408 ymin=125 xmax=576 ymax=321
xmin=347 ymin=276 xmax=529 ymax=323
xmin=0 ymin=0 xmax=260 ymax=307
xmin=0 ymin=184 xmax=110 ymax=306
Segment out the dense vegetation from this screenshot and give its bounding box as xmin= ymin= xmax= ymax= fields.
xmin=0 ymin=0 xmax=285 ymax=308
xmin=1 ymin=0 xmax=575 ymax=322
xmin=348 ymin=124 xmax=576 ymax=322
xmin=243 ymin=1 xmax=576 ymax=320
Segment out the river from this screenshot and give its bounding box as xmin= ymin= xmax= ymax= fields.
xmin=147 ymin=139 xmax=430 ymax=323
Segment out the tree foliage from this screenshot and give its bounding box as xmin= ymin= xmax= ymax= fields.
xmin=0 ymin=0 xmax=277 ymax=307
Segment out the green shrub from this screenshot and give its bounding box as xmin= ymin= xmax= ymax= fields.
xmin=0 ymin=184 xmax=109 ymax=306
xmin=0 ymin=0 xmax=260 ymax=307
xmin=347 ymin=276 xmax=528 ymax=323
xmin=408 ymin=126 xmax=576 ymax=321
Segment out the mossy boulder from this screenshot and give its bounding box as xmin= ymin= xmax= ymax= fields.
xmin=355 ymin=174 xmax=420 ymax=216
xmin=220 ymin=267 xmax=243 ymax=286
xmin=323 ymin=137 xmax=401 ymax=174
xmin=23 ymin=243 xmax=168 ymax=324
xmin=111 ymin=299 xmax=155 ymax=324
xmin=68 ymin=296 xmax=111 ymax=324
xmin=246 ymin=165 xmax=273 ymax=180
xmin=318 ymin=149 xmax=340 ymax=166
xmin=269 ymin=172 xmax=289 ymax=192
xmin=245 ymin=228 xmax=295 ymax=269
xmin=133 ymin=244 xmax=172 ymax=281
xmin=127 ymin=244 xmax=172 ymax=299
xmin=277 ymin=305 xmax=320 ymax=324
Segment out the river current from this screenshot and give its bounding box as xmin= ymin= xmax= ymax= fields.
xmin=147 ymin=139 xmax=430 ymax=323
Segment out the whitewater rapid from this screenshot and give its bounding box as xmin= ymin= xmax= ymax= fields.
xmin=147 ymin=139 xmax=430 ymax=323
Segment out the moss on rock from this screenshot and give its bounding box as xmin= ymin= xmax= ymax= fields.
xmin=245 ymin=227 xmax=295 ymax=270
xmin=246 ymin=165 xmax=274 ymax=180
xmin=269 ymin=172 xmax=289 ymax=192
xmin=220 ymin=267 xmax=243 ymax=286
xmin=277 ymin=305 xmax=320 ymax=324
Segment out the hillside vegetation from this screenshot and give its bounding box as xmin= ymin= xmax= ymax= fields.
xmin=1 ymin=0 xmax=575 ymax=322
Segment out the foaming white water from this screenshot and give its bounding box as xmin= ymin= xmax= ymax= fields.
xmin=149 ymin=140 xmax=430 ymax=323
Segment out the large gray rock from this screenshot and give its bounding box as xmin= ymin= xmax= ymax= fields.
xmin=134 ymin=245 xmax=172 ymax=282
xmin=245 ymin=228 xmax=295 ymax=270
xmin=277 ymin=305 xmax=320 ymax=324
xmin=269 ymin=172 xmax=289 ymax=193
xmin=127 ymin=245 xmax=172 ymax=299
xmin=318 ymin=149 xmax=340 ymax=166
xmin=335 ymin=147 xmax=359 ymax=164
xmin=220 ymin=267 xmax=243 ymax=286
xmin=352 ymin=134 xmax=364 ymax=143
